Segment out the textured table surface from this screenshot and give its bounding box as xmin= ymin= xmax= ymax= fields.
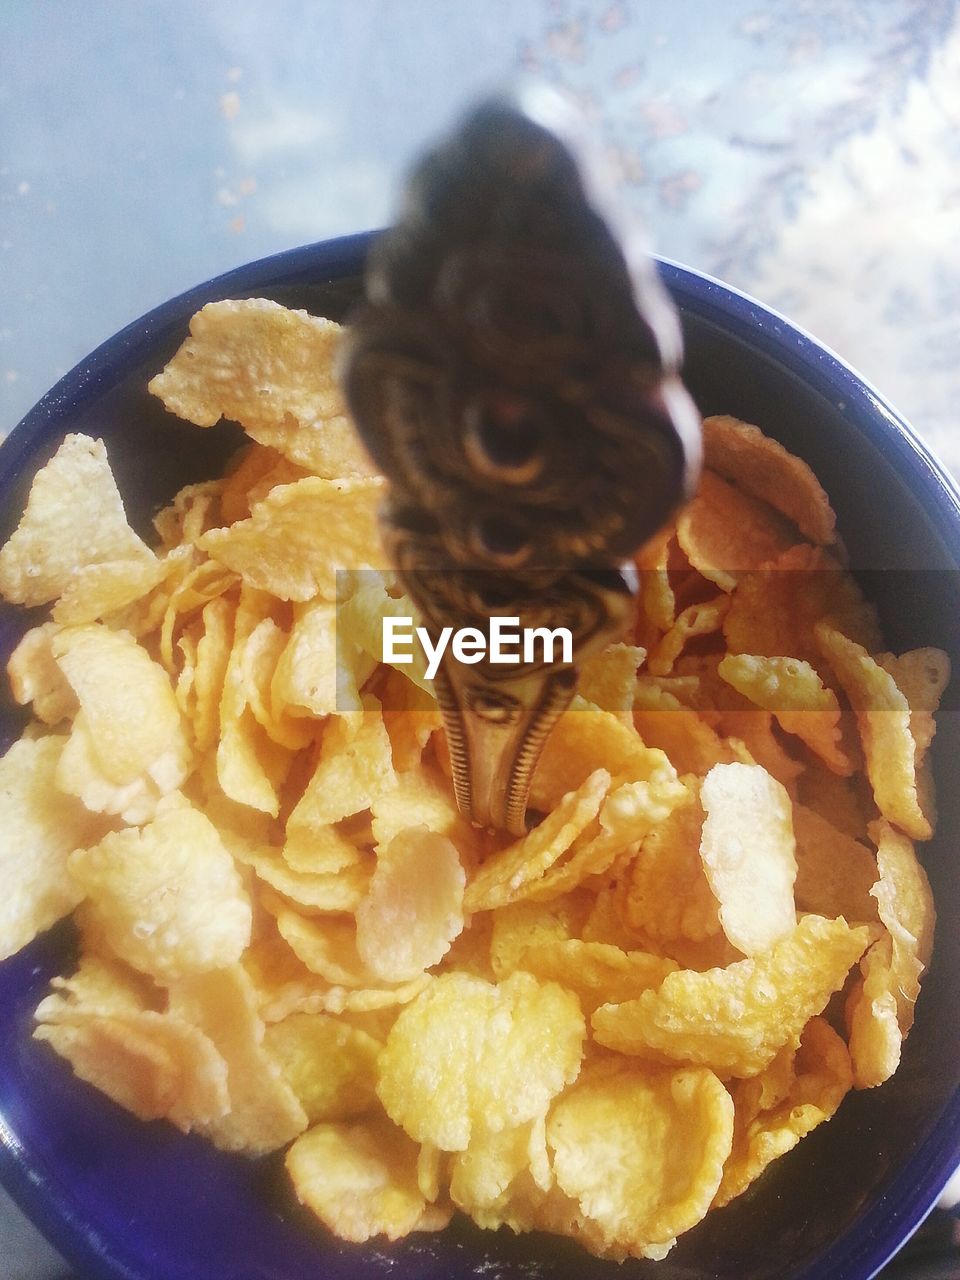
xmin=1 ymin=2 xmax=959 ymax=1276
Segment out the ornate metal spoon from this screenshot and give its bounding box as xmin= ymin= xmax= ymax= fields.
xmin=340 ymin=90 xmax=701 ymax=835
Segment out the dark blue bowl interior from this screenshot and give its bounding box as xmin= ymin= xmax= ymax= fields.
xmin=1 ymin=235 xmax=958 ymax=1280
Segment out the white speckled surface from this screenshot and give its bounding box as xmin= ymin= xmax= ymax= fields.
xmin=1 ymin=1 xmax=958 ymax=1275
xmin=2 ymin=0 xmax=958 ymax=474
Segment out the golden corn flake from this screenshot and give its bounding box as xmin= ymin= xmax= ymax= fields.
xmin=581 ymin=883 xmax=657 ymax=953
xmin=577 ymin=643 xmax=645 ymax=716
xmin=718 ymin=653 xmax=851 ymax=774
xmin=264 ymin=1012 xmax=381 ymax=1123
xmin=869 ymin=817 xmax=935 ymax=1035
xmin=280 ymin=822 xmax=366 ymax=876
xmin=33 ymin=946 xmax=231 ymax=1135
xmin=242 ymin=927 xmax=334 ymax=1025
xmin=699 ymin=762 xmax=798 ymax=956
xmin=248 ymin=899 xmax=429 ymax=1020
xmin=547 ymin=1060 xmax=734 ymax=1259
xmin=52 ymin=624 xmax=192 ymax=821
xmin=592 ymin=914 xmax=870 ymax=1077
xmin=315 ymin=974 xmax=432 ymax=1019
xmin=356 ymin=828 xmax=465 ymax=982
xmin=263 ymin=897 xmax=373 ymax=987
xmin=153 ymin=480 xmax=225 ymax=551
xmin=174 ymin=623 xmax=199 ymax=724
xmin=199 ymin=476 xmax=385 ymax=603
xmin=416 ymin=1141 xmax=443 ymax=1204
xmin=219 ymin=443 xmax=307 ymax=525
xmin=68 ymin=804 xmax=252 ymax=983
xmin=459 ymin=1167 xmax=579 ymax=1241
xmin=238 ymin=454 xmax=313 ymax=516
xmin=714 ymin=1016 xmax=852 ymax=1207
xmin=463 ymin=770 xmax=609 ymax=913
xmin=702 ymin=415 xmax=836 ymax=545
xmin=876 ymin=647 xmax=950 ymax=765
xmin=217 ymin=587 xmax=292 ymax=816
xmin=523 ymin=771 xmax=689 ymax=905
xmin=633 ymin=685 xmax=733 ymax=777
xmin=158 ymin=558 xmax=237 ymax=674
xmin=148 ymin=299 xmax=377 ymax=479
xmin=489 ymin=894 xmax=593 ymax=979
xmin=243 ymin=848 xmax=372 ymax=914
xmin=516 ymin=938 xmax=677 ymax=1015
xmin=646 ymin=596 xmax=729 ymax=677
xmin=380 ymin=670 xmax=443 ymax=773
xmin=727 ymin=1040 xmax=797 ymax=1123
xmin=624 ymin=794 xmax=721 ymax=944
xmin=377 ymin=970 xmax=584 ymax=1151
xmin=51 ymin=554 xmax=176 ymax=628
xmin=272 ymin=600 xmax=351 ymax=719
xmin=52 ymin=625 xmax=183 ymax=780
xmin=34 ymin=1010 xmax=231 ymax=1132
xmin=285 ymin=700 xmax=396 ymax=851
xmin=450 ymin=1119 xmax=545 ymax=1218
xmin=0 ymin=736 xmax=105 ymax=961
xmin=241 ymin=616 xmax=315 ymax=751
xmin=635 ymin=526 xmax=677 ymax=633
xmin=846 ymin=935 xmax=903 ymax=1089
xmin=0 ymin=434 xmax=153 ymax=607
xmin=792 ymin=804 xmax=878 ymax=922
xmin=816 ymin=623 xmax=931 ymax=840
xmin=106 ymin=545 xmax=198 ymax=640
xmin=714 ymin=708 xmax=805 ymax=794
xmin=676 ymin=470 xmax=799 ymax=594
xmin=168 ymin=964 xmax=307 ymax=1154
xmin=7 ymin=623 xmax=78 ymax=725
xmin=448 ymin=1114 xmax=555 ymax=1236
xmin=190 ymin=595 xmax=234 ymax=753
xmin=369 ymin=762 xmax=474 ymax=854
xmin=724 ymin=544 xmax=882 ymax=665
xmin=337 ymin=574 xmax=432 ymax=690
xmin=185 ymin=759 xmax=277 ymax=855
xmin=34 ymin=951 xmax=159 ymax=1024
xmin=286 ymin=1118 xmax=445 ymax=1244
xmin=530 ymin=698 xmax=679 ymax=811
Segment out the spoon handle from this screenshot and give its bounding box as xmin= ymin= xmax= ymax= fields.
xmin=341 ymin=93 xmax=701 ymax=834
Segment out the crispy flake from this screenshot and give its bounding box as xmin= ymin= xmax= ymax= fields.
xmin=699 ymin=763 xmax=798 ymax=956
xmin=286 ymin=1118 xmax=444 ymax=1243
xmin=0 ymin=434 xmax=152 ymax=606
xmin=147 ymin=299 xmax=377 ymax=478
xmin=816 ymin=624 xmax=931 ymax=840
xmin=547 ymin=1060 xmax=734 ymax=1259
xmin=68 ymin=804 xmax=252 ymax=983
xmin=702 ymin=416 xmax=836 ymax=544
xmin=592 ymin=915 xmax=870 ymax=1077
xmin=718 ymin=653 xmax=850 ymax=774
xmin=377 ymin=971 xmax=584 ymax=1151
xmin=676 ymin=470 xmax=799 ymax=594
xmin=199 ymin=477 xmax=386 ymax=602
xmin=0 ymin=736 xmax=103 ymax=960
xmin=356 ymin=828 xmax=465 ymax=981
xmin=713 ymin=1017 xmax=851 ymax=1206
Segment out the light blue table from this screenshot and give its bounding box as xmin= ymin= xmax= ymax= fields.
xmin=2 ymin=2 xmax=959 ymax=1275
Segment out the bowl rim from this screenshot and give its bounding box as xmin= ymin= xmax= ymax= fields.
xmin=1 ymin=232 xmax=959 ymax=1280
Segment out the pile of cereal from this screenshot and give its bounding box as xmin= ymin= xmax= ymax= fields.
xmin=0 ymin=298 xmax=948 ymax=1262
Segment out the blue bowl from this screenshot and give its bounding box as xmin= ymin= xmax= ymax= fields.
xmin=1 ymin=234 xmax=958 ymax=1280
